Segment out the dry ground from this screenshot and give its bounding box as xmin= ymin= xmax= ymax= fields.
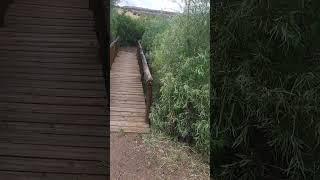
xmin=110 ymin=131 xmax=209 ymax=180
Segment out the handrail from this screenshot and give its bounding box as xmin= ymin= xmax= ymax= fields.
xmin=110 ymin=37 xmax=119 ymax=69
xmin=137 ymin=41 xmax=153 ymax=123
xmin=0 ymin=0 xmax=13 ymax=27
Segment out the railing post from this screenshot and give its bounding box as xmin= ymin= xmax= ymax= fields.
xmin=146 ymin=80 xmax=153 ymax=123
xmin=110 ymin=37 xmax=119 ymax=69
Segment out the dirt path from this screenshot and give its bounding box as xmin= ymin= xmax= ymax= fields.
xmin=110 ymin=132 xmax=209 ymax=180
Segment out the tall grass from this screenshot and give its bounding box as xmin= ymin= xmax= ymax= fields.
xmin=211 ymin=0 xmax=320 ymax=179
xmin=111 ymin=10 xmax=145 ymax=45
xmin=147 ymin=1 xmax=210 ymax=156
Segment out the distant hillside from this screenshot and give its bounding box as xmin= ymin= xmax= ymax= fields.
xmin=115 ymin=5 xmax=179 ymax=18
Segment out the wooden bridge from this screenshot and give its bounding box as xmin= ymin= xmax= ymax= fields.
xmin=0 ymin=0 xmax=110 ymax=179
xmin=110 ymin=41 xmax=151 ymax=133
xmin=0 ymin=0 xmax=152 ymax=179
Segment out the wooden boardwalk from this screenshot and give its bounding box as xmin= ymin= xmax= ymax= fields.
xmin=111 ymin=47 xmax=150 ymax=133
xmin=0 ymin=0 xmax=108 ymax=179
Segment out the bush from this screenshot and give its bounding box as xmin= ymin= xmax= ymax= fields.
xmin=141 ymin=17 xmax=170 ymax=52
xmin=111 ymin=12 xmax=145 ymax=45
xmin=211 ymin=0 xmax=320 ymax=179
xmin=149 ymin=1 xmax=210 ymax=155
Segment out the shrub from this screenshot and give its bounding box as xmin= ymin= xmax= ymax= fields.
xmin=149 ymin=1 xmax=210 ymax=155
xmin=211 ymin=0 xmax=320 ymax=179
xmin=111 ymin=12 xmax=145 ymax=45
xmin=141 ymin=16 xmax=170 ymax=52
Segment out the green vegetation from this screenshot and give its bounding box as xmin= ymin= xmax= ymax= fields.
xmin=211 ymin=0 xmax=320 ymax=179
xmin=111 ymin=1 xmax=210 ymax=156
xmin=111 ymin=11 xmax=145 ymax=45
xmin=145 ymin=1 xmax=210 ymax=156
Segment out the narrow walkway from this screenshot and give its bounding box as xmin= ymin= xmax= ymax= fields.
xmin=0 ymin=0 xmax=108 ymax=179
xmin=111 ymin=47 xmax=150 ymax=133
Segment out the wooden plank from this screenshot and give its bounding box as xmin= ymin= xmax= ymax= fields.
xmin=111 ymin=107 xmax=145 ymax=113
xmin=111 ymin=94 xmax=145 ymax=99
xmin=110 ymin=101 xmax=146 ymax=106
xmin=111 ymin=117 xmax=146 ymax=123
xmin=0 ymin=171 xmax=106 ymax=180
xmin=0 ymin=86 xmax=105 ymax=98
xmin=0 ymin=56 xmax=99 ymax=64
xmin=9 ymin=4 xmax=93 ymax=15
xmin=0 ymin=25 xmax=94 ymax=34
xmin=10 ymin=3 xmax=92 ymax=12
xmin=0 ymin=94 xmax=105 ymax=106
xmin=0 ymin=73 xmax=104 ymax=83
xmin=0 ymin=45 xmax=97 ymax=53
xmin=0 ymin=121 xmax=107 ymax=136
xmin=2 ymin=80 xmax=105 ymax=90
xmin=7 ymin=16 xmax=95 ymax=27
xmin=0 ymin=49 xmax=98 ymax=58
xmin=111 ymin=125 xmax=150 ymax=133
xmin=0 ymin=31 xmax=96 ymax=39
xmin=6 ymin=11 xmax=92 ymax=20
xmin=0 ymin=67 xmax=102 ymax=76
xmin=0 ymin=157 xmax=107 ymax=175
xmin=0 ymin=37 xmax=97 ymax=46
xmin=0 ymin=143 xmax=106 ymax=161
xmin=0 ymin=131 xmax=108 ymax=148
xmin=0 ymin=111 xmax=107 ymax=125
xmin=0 ymin=60 xmax=100 ymax=69
xmin=5 ymin=23 xmax=94 ymax=31
xmin=111 ymin=121 xmax=149 ymax=128
xmin=13 ymin=0 xmax=90 ymax=8
xmin=0 ymin=102 xmax=106 ymax=115
xmin=111 ymin=104 xmax=146 ymax=109
xmin=110 ymin=111 xmax=145 ymax=117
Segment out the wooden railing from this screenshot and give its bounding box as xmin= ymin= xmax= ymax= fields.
xmin=137 ymin=41 xmax=153 ymax=123
xmin=0 ymin=0 xmax=13 ymax=27
xmin=110 ymin=37 xmax=119 ymax=69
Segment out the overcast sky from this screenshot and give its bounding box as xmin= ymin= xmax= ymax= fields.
xmin=118 ymin=0 xmax=184 ymax=12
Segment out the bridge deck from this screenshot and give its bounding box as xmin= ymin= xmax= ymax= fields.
xmin=111 ymin=47 xmax=150 ymax=133
xmin=0 ymin=0 xmax=108 ymax=179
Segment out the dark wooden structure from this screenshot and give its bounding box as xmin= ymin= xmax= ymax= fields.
xmin=0 ymin=0 xmax=108 ymax=179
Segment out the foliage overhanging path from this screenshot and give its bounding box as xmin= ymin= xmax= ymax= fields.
xmin=110 ymin=46 xmax=150 ymax=133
